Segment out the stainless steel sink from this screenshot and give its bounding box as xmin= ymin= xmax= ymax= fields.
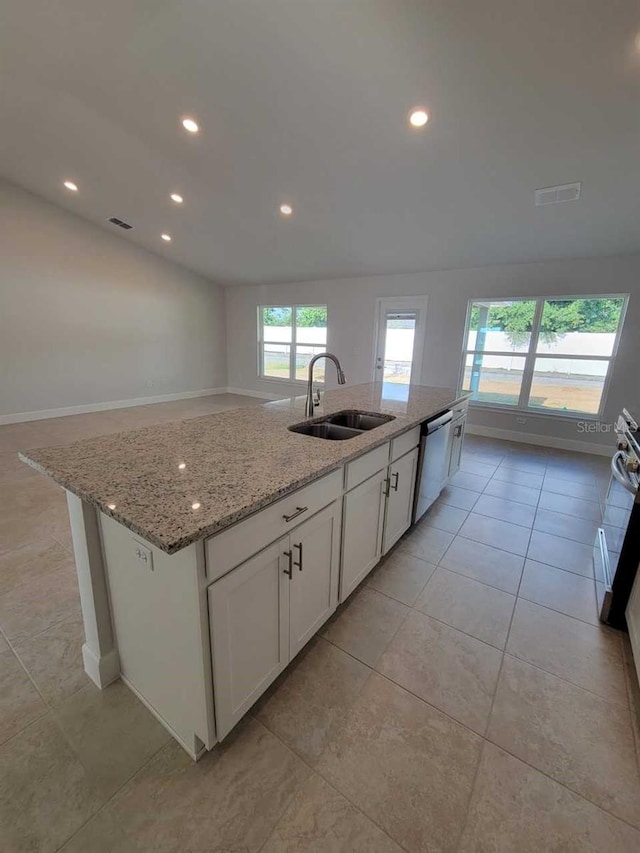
xmin=288 ymin=410 xmax=395 ymax=440
xmin=325 ymin=410 xmax=395 ymax=430
xmin=288 ymin=422 xmax=363 ymax=440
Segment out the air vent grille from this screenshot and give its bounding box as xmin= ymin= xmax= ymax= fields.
xmin=108 ymin=217 xmax=133 ymax=230
xmin=535 ymin=182 xmax=581 ymax=206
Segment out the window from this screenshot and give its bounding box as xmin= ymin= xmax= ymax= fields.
xmin=259 ymin=305 xmax=328 ymax=382
xmin=460 ymin=296 xmax=627 ymax=416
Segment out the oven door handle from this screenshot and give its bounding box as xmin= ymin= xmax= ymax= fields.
xmin=611 ymin=450 xmax=637 ymax=494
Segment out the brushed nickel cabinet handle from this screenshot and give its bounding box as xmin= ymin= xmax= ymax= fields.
xmin=383 ymin=477 xmax=391 ymax=497
xmin=391 ymin=472 xmax=399 ymax=492
xmin=283 ymin=550 xmax=293 ymax=578
xmin=283 ymin=506 xmax=308 ymax=523
xmin=293 ymin=542 xmax=303 ymax=571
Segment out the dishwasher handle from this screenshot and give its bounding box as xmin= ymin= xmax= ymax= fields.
xmin=423 ymin=410 xmax=453 ymax=435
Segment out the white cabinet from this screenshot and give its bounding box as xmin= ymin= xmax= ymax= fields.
xmin=340 ymin=468 xmax=387 ymax=600
xmin=208 ymin=539 xmax=290 ymax=739
xmin=209 ymin=501 xmax=341 ymax=739
xmin=383 ymin=447 xmax=419 ymax=554
xmin=288 ymin=502 xmax=341 ymax=657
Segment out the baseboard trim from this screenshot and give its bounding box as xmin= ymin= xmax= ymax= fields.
xmin=0 ymin=387 xmax=228 ymax=425
xmin=466 ymin=423 xmax=611 ymax=457
xmin=225 ymin=386 xmax=284 ymax=401
xmin=81 ymin=644 xmax=120 ymax=689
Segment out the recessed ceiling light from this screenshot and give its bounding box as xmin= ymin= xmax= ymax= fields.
xmin=408 ymin=109 xmax=429 ymax=128
xmin=279 ymin=204 xmax=293 ymax=217
xmin=63 ymin=180 xmax=78 ymax=192
xmin=161 ymin=233 xmax=172 ymax=242
xmin=170 ymin=193 xmax=184 ymax=204
xmin=181 ymin=117 xmax=199 ymax=133
xmin=191 ymin=501 xmax=201 ymax=510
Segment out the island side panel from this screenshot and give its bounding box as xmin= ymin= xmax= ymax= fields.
xmin=100 ymin=515 xmax=215 ymax=759
xmin=66 ymin=491 xmax=120 ymax=688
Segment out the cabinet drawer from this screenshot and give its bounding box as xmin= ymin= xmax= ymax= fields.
xmin=344 ymin=443 xmax=389 ymax=491
xmin=206 ymin=469 xmax=342 ymax=582
xmin=451 ymin=397 xmax=469 ymax=419
xmin=390 ymin=426 xmax=420 ymax=462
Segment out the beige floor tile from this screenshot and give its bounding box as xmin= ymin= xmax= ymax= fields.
xmin=534 ymin=507 xmax=600 ymax=546
xmin=377 ymin=611 xmax=502 ymax=734
xmin=449 ymin=470 xmax=491 ymax=493
xmin=13 ymin=612 xmax=87 ymax=706
xmin=487 ymin=656 xmax=640 ymax=827
xmin=366 ymin=549 xmax=436 ymax=605
xmin=459 ymin=742 xmax=640 ymax=852
xmin=499 ymin=453 xmax=547 ymax=475
xmin=458 ymin=514 xmax=531 ymax=556
xmin=0 ymin=648 xmax=48 ymax=745
xmin=544 ymin=461 xmax=597 ymax=484
xmin=0 ymin=562 xmax=81 ymax=641
xmin=538 ymin=490 xmax=602 ymax=522
xmin=527 ymin=529 xmax=594 ymax=577
xmin=440 ymin=536 xmax=524 ymax=594
xmin=472 ymin=493 xmax=536 ymax=528
xmin=506 ymin=599 xmax=627 ymax=706
xmin=519 ymin=559 xmax=599 ymax=624
xmin=316 ymin=672 xmax=482 ymax=853
xmin=399 ymin=525 xmax=454 ymax=564
xmin=483 ymin=477 xmax=541 ymax=507
xmin=321 ymin=587 xmax=408 ymax=667
xmin=438 ymin=485 xmax=479 ymax=511
xmin=261 ymin=773 xmax=402 ymax=852
xmin=0 ymin=451 xmax=40 ymax=483
xmin=416 ymin=568 xmax=515 ymax=649
xmin=53 ymin=680 xmax=171 ymax=800
xmin=110 ymin=717 xmax=310 ymax=853
xmin=59 ymin=806 xmax=139 ymax=853
xmin=493 ymin=466 xmax=544 ymax=488
xmin=0 ymin=538 xmax=72 ymax=593
xmin=543 ymin=474 xmax=601 ymax=502
xmin=421 ymin=501 xmax=469 ymax=533
xmin=459 ymin=459 xmax=497 ymax=478
xmin=254 ymin=638 xmax=371 ymax=765
xmin=0 ymin=714 xmax=106 ymax=853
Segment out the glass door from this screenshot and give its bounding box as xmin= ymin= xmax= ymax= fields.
xmin=374 ymin=297 xmax=428 ymax=386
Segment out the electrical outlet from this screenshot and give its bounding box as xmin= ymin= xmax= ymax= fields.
xmin=516 ymin=416 xmax=527 ymax=424
xmin=134 ymin=541 xmax=153 ymax=571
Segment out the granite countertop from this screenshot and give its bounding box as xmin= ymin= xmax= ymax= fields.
xmin=19 ymin=382 xmax=467 ymax=554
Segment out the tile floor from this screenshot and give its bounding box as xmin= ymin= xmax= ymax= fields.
xmin=2 ymin=406 xmax=640 ymax=851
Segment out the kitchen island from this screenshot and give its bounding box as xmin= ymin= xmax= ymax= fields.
xmin=19 ymin=382 xmax=468 ymax=758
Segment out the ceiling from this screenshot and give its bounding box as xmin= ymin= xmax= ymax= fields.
xmin=1 ymin=0 xmax=639 ymax=285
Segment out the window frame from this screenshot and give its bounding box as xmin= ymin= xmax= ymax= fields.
xmin=257 ymin=303 xmax=328 ymax=383
xmin=458 ymin=293 xmax=629 ymax=420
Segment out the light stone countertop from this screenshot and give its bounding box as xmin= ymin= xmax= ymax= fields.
xmin=19 ymin=383 xmax=467 ymax=554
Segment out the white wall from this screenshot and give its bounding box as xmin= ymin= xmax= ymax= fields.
xmin=225 ymin=255 xmax=640 ymax=450
xmin=0 ymin=180 xmax=227 ymax=418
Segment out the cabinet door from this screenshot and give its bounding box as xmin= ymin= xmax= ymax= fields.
xmin=340 ymin=469 xmax=387 ymax=601
xmin=208 ymin=539 xmax=290 ymax=740
xmin=289 ymin=502 xmax=341 ymax=658
xmin=447 ymin=417 xmax=466 ymax=480
xmin=383 ymin=447 xmax=419 ymax=554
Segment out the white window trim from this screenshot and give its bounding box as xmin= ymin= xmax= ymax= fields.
xmin=457 ymin=293 xmax=629 ymax=420
xmin=257 ymin=303 xmax=328 ymax=383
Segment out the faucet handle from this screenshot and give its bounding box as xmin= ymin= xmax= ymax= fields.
xmin=313 ymin=387 xmax=322 ymax=406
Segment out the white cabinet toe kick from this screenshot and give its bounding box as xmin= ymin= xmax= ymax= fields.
xmin=67 ymin=421 xmax=465 ymax=759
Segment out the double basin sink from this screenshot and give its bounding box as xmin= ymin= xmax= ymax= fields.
xmin=289 ymin=410 xmax=395 ymax=440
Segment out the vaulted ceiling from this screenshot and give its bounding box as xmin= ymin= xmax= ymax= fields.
xmin=1 ymin=0 xmax=638 ymax=284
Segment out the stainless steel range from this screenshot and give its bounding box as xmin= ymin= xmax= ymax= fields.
xmin=595 ymin=409 xmax=640 ymax=628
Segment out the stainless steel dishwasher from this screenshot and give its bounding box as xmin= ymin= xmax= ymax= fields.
xmin=412 ymin=410 xmax=453 ymax=523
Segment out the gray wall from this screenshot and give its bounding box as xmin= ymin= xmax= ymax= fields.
xmin=225 ymin=255 xmax=640 ymax=450
xmin=0 ymin=180 xmax=227 ymax=417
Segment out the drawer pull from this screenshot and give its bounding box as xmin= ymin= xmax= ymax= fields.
xmin=383 ymin=477 xmax=391 ymax=497
xmin=293 ymin=542 xmax=303 ymax=571
xmin=283 ymin=550 xmax=293 ymax=578
xmin=391 ymin=472 xmax=399 ymax=492
xmin=283 ymin=505 xmax=308 ymax=523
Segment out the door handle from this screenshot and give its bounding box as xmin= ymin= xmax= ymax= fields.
xmin=283 ymin=550 xmax=293 ymax=578
xmin=283 ymin=506 xmax=308 ymax=523
xmin=383 ymin=477 xmax=391 ymax=497
xmin=391 ymin=472 xmax=399 ymax=492
xmin=293 ymin=542 xmax=303 ymax=571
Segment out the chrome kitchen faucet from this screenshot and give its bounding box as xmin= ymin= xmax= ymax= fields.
xmin=305 ymin=352 xmax=346 ymax=417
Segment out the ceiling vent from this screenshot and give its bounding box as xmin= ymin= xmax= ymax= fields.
xmin=534 ymin=182 xmax=581 ymax=206
xmin=108 ymin=216 xmax=133 ymax=230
